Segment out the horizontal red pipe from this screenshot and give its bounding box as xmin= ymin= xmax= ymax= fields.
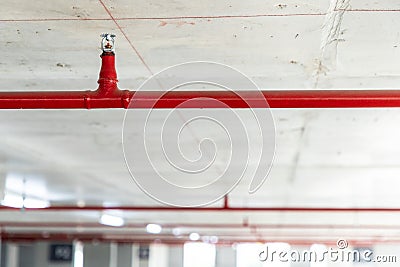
xmin=2 ymin=205 xmax=400 ymax=212
xmin=1 ymin=233 xmax=399 ymax=246
xmin=0 ymin=233 xmax=392 ymax=242
xmin=2 ymin=221 xmax=400 ymax=230
xmin=0 ymin=232 xmax=332 ymax=246
xmin=2 ymin=90 xmax=400 ymax=109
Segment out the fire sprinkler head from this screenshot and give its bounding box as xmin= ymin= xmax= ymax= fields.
xmin=100 ymin=33 xmax=116 ymax=53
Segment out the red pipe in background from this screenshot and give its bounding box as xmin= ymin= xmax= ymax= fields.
xmin=1 ymin=205 xmax=400 ymax=212
xmin=1 ymin=232 xmax=399 ymax=247
xmin=1 ymin=34 xmax=400 ymax=109
xmin=1 ymin=221 xmax=400 ymax=230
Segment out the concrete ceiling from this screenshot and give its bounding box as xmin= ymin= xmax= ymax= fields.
xmin=1 ymin=0 xmax=400 ymax=244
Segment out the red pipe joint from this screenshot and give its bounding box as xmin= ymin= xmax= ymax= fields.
xmin=97 ymin=52 xmax=119 ymax=96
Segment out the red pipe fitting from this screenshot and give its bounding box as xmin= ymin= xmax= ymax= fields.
xmin=97 ymin=52 xmax=119 ymax=96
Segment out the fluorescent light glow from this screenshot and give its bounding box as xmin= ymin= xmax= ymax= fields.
xmin=189 ymin=232 xmax=200 ymax=241
xmin=100 ymin=214 xmax=124 ymax=227
xmin=1 ymin=193 xmax=49 ymax=208
xmin=24 ymin=198 xmax=50 ymax=208
xmin=146 ymin=224 xmax=162 ymax=234
xmin=1 ymin=194 xmax=23 ymax=208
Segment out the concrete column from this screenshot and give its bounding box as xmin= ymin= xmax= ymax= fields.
xmin=6 ymin=243 xmax=19 ymax=267
xmin=149 ymin=244 xmax=168 ymax=267
xmin=73 ymin=241 xmax=84 ymax=267
xmin=131 ymin=244 xmax=140 ymax=267
xmin=168 ymin=246 xmax=183 ymax=267
xmin=216 ymin=246 xmax=236 ymax=267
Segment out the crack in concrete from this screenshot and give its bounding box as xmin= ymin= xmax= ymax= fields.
xmin=314 ymin=0 xmax=350 ymax=87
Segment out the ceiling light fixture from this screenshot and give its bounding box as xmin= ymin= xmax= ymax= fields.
xmin=99 ymin=214 xmax=124 ymax=227
xmin=146 ymin=224 xmax=162 ymax=234
xmin=189 ymin=232 xmax=200 ymax=241
xmin=1 ymin=193 xmax=49 ymax=209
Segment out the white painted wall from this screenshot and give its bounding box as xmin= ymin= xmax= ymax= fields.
xmin=18 ymin=242 xmax=72 ymax=267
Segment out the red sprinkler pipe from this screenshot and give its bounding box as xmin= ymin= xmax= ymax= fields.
xmin=1 ymin=221 xmax=400 ymax=230
xmin=1 ymin=233 xmax=399 ymax=247
xmin=1 ymin=34 xmax=400 ymax=109
xmin=1 ymin=205 xmax=400 ymax=212
xmin=2 ymin=88 xmax=400 ymax=109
